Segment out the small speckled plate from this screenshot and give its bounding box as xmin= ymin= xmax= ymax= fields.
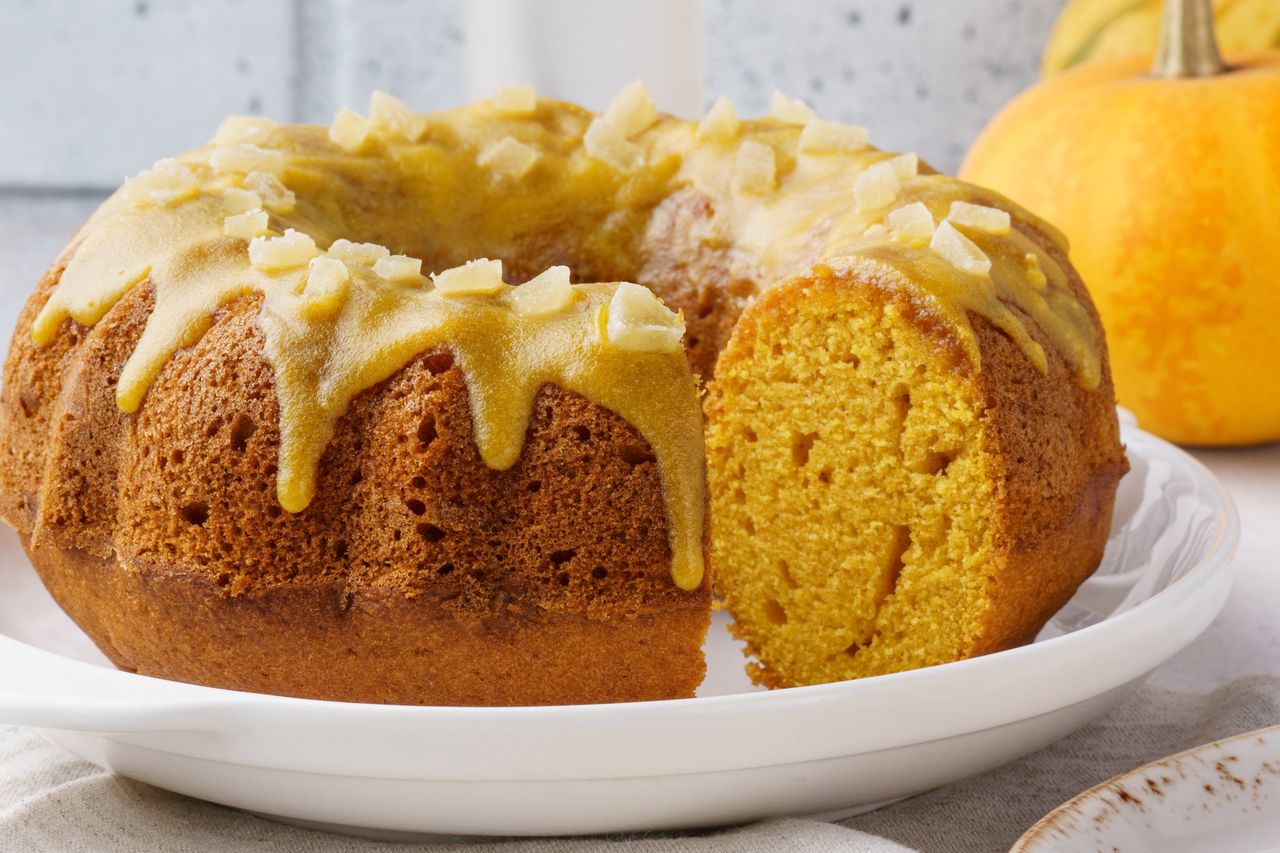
xmin=1013 ymin=724 xmax=1280 ymax=853
xmin=0 ymin=421 xmax=1241 ymax=838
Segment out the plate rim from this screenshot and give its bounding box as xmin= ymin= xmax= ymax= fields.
xmin=1010 ymin=721 xmax=1280 ymax=852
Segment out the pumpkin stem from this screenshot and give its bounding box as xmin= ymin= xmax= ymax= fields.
xmin=1153 ymin=0 xmax=1227 ymax=78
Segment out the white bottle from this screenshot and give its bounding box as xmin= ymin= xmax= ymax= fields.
xmin=463 ymin=0 xmax=705 ymax=119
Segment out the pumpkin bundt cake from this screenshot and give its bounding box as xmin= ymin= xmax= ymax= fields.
xmin=0 ymin=82 xmax=1126 ymax=703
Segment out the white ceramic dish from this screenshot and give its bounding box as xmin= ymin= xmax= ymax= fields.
xmin=0 ymin=423 xmax=1237 ymax=839
xmin=1014 ymin=723 xmax=1280 ymax=852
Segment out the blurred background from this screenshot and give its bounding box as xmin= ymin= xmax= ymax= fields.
xmin=2 ymin=0 xmax=1067 ymax=186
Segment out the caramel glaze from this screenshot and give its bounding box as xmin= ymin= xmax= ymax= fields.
xmin=29 ymin=98 xmax=1102 ymax=592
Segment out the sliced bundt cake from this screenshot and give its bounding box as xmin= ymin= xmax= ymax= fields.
xmin=0 ymin=83 xmax=1126 ymax=703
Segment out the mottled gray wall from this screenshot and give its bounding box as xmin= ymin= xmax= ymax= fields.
xmin=706 ymin=0 xmax=1066 ymax=174
xmin=1 ymin=0 xmax=1067 ymax=189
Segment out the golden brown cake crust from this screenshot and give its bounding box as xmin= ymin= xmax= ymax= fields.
xmin=0 ymin=269 xmax=709 ymax=706
xmin=24 ymin=539 xmax=706 ymax=705
xmin=965 ymin=227 xmax=1128 ymax=655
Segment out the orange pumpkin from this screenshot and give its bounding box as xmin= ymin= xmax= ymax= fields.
xmin=961 ymin=0 xmax=1280 ymax=445
xmin=1042 ymin=0 xmax=1280 ymax=76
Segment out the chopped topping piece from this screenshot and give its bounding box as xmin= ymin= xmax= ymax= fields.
xmin=431 ymin=258 xmax=507 ymax=295
xmin=930 ymin=221 xmax=992 ymax=278
xmin=583 ymin=118 xmax=641 ymax=171
xmin=605 ymin=282 xmax=685 ymax=353
xmin=769 ymin=91 xmax=816 ymax=125
xmin=127 ymin=159 xmax=200 ymax=207
xmin=300 ymin=257 xmax=351 ymax=319
xmin=603 ymin=80 xmax=658 ymax=138
xmin=243 ymin=171 xmax=295 ymax=213
xmin=223 ymin=208 xmax=270 ymax=239
xmin=852 ymin=161 xmax=900 ymax=212
xmin=887 ymin=202 xmax=935 ymax=242
xmin=477 ymin=136 xmax=539 ymax=178
xmin=733 ymin=140 xmax=777 ymax=194
xmin=327 ymin=239 xmax=390 ymax=265
xmin=947 ymin=201 xmax=1012 ymax=235
xmin=886 ymin=153 xmax=919 ymax=181
xmin=210 ymin=144 xmax=286 ymax=178
xmin=1023 ymin=252 xmax=1048 ymax=290
xmin=697 ymin=95 xmax=741 ymax=142
xmin=373 ymin=254 xmax=424 ymax=281
xmin=797 ymin=118 xmax=869 ymax=154
xmin=862 ymin=223 xmax=890 ymax=240
xmin=329 ymin=108 xmax=371 ymax=152
xmin=510 ymin=266 xmax=576 ymax=317
xmin=368 ymin=90 xmax=427 ymax=141
xmin=214 ymin=116 xmax=278 ymax=146
xmin=222 ymin=187 xmax=263 ymax=215
xmin=249 ymin=228 xmax=319 ymax=270
xmin=493 ymin=84 xmax=537 ymax=115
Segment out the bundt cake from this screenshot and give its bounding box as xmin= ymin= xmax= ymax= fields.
xmin=0 ymin=81 xmax=1127 ymax=704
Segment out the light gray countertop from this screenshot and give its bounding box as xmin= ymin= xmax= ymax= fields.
xmin=0 ymin=191 xmax=1275 ymax=693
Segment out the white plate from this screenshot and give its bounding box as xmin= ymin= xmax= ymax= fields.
xmin=1013 ymin=723 xmax=1280 ymax=852
xmin=0 ymin=423 xmax=1237 ymax=839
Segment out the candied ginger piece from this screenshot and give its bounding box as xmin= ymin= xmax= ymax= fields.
xmin=605 ymin=282 xmax=684 ymax=353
